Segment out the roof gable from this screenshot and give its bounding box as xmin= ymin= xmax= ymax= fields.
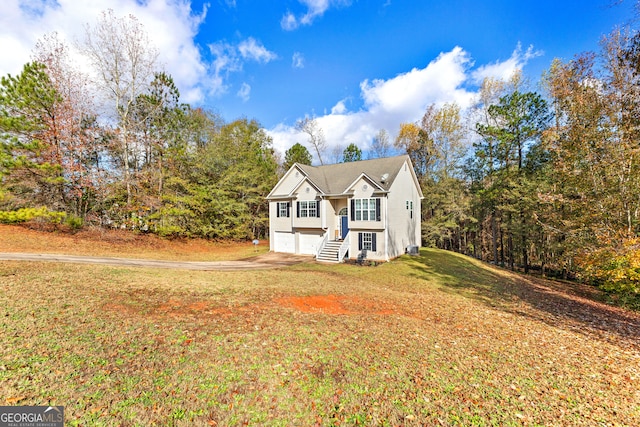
xmin=267 ymin=164 xmax=307 ymax=198
xmin=267 ymin=155 xmax=421 ymax=199
xmin=296 ymin=155 xmax=412 ymax=195
xmin=345 ymin=173 xmax=386 ymax=194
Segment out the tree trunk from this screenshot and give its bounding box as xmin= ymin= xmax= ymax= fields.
xmin=500 ymin=229 xmax=505 ymax=267
xmin=508 ymin=233 xmax=514 ymax=271
xmin=491 ymin=213 xmax=498 ymax=264
xmin=521 ymin=210 xmax=529 ymax=274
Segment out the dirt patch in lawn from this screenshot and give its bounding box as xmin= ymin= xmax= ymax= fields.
xmin=276 ymin=294 xmax=399 ymax=316
xmin=103 ymin=293 xmax=399 ymax=319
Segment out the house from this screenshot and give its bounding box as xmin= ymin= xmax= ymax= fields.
xmin=266 ymin=155 xmax=423 ymax=262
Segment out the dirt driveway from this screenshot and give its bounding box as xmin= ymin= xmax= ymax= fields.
xmin=0 ymin=252 xmax=312 ymax=271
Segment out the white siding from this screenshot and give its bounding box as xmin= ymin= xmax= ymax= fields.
xmin=269 ymin=166 xmax=305 ymax=197
xmin=386 ymin=160 xmax=421 ymax=259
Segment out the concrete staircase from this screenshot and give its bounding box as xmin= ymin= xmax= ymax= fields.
xmin=316 ymin=240 xmax=343 ymax=263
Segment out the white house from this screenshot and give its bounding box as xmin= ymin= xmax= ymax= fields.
xmin=267 ymin=155 xmax=423 ymax=262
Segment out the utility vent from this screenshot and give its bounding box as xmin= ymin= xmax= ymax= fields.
xmin=380 ymin=173 xmax=389 ymax=183
xmin=406 ymin=245 xmax=419 ymax=256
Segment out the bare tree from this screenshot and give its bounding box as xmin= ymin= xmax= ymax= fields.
xmin=369 ymin=128 xmax=391 ymax=159
xmin=330 ymin=144 xmax=344 ymax=164
xmin=295 ymin=116 xmax=326 ymax=165
xmin=81 ymin=9 xmax=158 ymax=206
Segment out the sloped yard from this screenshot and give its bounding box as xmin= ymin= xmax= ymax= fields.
xmin=0 ymin=227 xmax=638 ymax=426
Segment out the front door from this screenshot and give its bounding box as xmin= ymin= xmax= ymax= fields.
xmin=340 ymin=215 xmax=349 ymax=239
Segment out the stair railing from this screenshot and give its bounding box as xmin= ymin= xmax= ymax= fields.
xmin=338 ymin=232 xmax=350 ymax=262
xmin=316 ymin=232 xmax=329 ymax=259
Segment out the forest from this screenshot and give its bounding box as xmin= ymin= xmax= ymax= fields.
xmin=1 ymin=10 xmax=639 ymax=302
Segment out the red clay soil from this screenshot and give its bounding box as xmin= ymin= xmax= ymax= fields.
xmin=277 ymin=295 xmax=352 ymax=315
xmin=276 ymin=294 xmax=398 ymax=316
xmin=104 ymin=294 xmax=399 ymax=318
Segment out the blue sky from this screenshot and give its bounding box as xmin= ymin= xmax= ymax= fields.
xmin=0 ymin=0 xmax=635 ymax=159
xmin=201 ymin=0 xmax=632 ymax=127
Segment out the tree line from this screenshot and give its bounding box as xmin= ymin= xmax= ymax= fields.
xmin=404 ymin=28 xmax=640 ymax=301
xmin=0 ymin=11 xmax=278 ymax=240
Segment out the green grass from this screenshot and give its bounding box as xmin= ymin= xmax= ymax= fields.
xmin=1 ymin=249 xmax=639 ymax=426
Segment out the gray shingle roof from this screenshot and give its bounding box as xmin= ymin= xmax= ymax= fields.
xmin=296 ymin=155 xmax=410 ymax=194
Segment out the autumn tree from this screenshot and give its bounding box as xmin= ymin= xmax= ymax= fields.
xmin=32 ymin=33 xmax=103 ymax=220
xmin=394 ymin=121 xmax=432 ymax=184
xmin=543 ymin=28 xmax=640 ymax=290
xmin=0 ymin=50 xmax=102 ymax=222
xmin=415 ymin=103 xmax=472 ymax=250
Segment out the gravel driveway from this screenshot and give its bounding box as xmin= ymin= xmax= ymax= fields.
xmin=0 ymin=252 xmax=312 ymax=271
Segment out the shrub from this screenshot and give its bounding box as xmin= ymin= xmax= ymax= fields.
xmin=65 ymin=214 xmax=84 ymax=230
xmin=0 ymin=207 xmax=66 ymax=224
xmin=578 ymin=238 xmax=640 ymax=296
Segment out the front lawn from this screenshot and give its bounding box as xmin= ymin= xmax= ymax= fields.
xmin=1 ymin=238 xmax=639 ymax=425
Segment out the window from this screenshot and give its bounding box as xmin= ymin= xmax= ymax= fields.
xmin=406 ymin=200 xmax=413 ymax=219
xmin=358 ymin=232 xmax=377 ymax=251
xmin=351 ymin=198 xmax=380 ymax=221
xmin=277 ymin=202 xmax=290 ymax=218
xmin=362 ymin=232 xmax=373 ymax=250
xmin=297 ymin=200 xmax=320 ymax=218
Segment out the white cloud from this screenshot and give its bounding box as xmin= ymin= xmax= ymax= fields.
xmin=331 ymin=100 xmax=347 ymax=114
xmin=267 ymin=45 xmax=532 ymax=162
xmin=360 ymin=46 xmax=474 ymax=116
xmin=281 ymin=0 xmax=351 ymax=31
xmin=237 ymin=82 xmax=251 ymax=102
xmin=0 ymin=0 xmax=209 ymax=104
xmin=208 ymin=37 xmax=276 ymax=97
xmin=238 ymin=37 xmax=277 ymax=63
xmin=292 ymin=52 xmax=305 ymax=69
xmin=280 ymin=12 xmax=298 ymax=31
xmin=471 ymin=43 xmax=542 ymax=84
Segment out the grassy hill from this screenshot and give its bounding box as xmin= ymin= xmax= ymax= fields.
xmin=1 ymin=225 xmax=639 ymax=426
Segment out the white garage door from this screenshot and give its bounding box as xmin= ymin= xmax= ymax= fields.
xmin=273 ymin=232 xmax=295 ymax=253
xmin=298 ymin=232 xmax=322 ymax=255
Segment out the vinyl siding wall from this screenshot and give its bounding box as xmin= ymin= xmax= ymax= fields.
xmin=386 ymin=161 xmax=422 ymax=258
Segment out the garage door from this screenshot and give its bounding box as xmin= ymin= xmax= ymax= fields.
xmin=298 ymin=232 xmax=322 ymax=255
xmin=273 ymin=232 xmax=295 ymax=253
